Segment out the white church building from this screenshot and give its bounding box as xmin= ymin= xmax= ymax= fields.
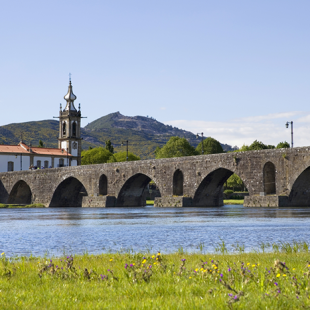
xmin=0 ymin=81 xmax=83 ymax=172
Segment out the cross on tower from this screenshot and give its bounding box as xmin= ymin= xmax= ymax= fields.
xmin=69 ymin=73 xmax=72 ymax=82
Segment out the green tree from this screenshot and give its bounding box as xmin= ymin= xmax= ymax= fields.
xmin=276 ymin=141 xmax=290 ymax=149
xmin=105 ymin=140 xmax=114 ymax=153
xmin=81 ymin=147 xmax=113 ymax=165
xmin=38 ymin=140 xmax=44 ymax=148
xmin=248 ymin=140 xmax=269 ymax=150
xmin=196 ymin=137 xmax=223 ymax=155
xmin=155 ymin=137 xmax=197 ymax=159
xmin=113 ymin=151 xmax=140 ymax=162
xmin=226 ymin=174 xmax=244 ymax=191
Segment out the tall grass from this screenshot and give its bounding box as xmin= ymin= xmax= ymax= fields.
xmin=1 ymin=242 xmax=310 ymax=309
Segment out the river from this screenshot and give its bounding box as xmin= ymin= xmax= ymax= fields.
xmin=1 ymin=205 xmax=310 ymax=257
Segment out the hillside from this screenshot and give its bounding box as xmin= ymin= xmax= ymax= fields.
xmin=0 ymin=112 xmax=236 ymax=159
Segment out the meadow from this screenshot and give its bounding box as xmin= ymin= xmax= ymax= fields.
xmin=1 ymin=242 xmax=310 ymax=309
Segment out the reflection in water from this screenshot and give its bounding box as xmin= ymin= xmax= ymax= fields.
xmin=0 ymin=205 xmax=310 ymax=257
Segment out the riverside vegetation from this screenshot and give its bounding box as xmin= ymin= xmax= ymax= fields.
xmin=1 ymin=242 xmax=310 ymax=309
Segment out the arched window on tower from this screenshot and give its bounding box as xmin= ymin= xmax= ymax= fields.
xmin=63 ymin=122 xmax=66 ymax=136
xmin=72 ymin=122 xmax=77 ymax=137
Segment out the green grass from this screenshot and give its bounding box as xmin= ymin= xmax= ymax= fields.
xmin=223 ymin=199 xmax=244 ymax=205
xmin=0 ymin=203 xmax=45 ymax=208
xmin=1 ymin=244 xmax=310 ymax=309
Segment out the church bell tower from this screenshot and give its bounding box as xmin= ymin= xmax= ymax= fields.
xmin=58 ymin=80 xmax=82 ymax=165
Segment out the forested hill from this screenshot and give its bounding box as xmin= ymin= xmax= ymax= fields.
xmin=0 ymin=112 xmax=236 ymax=159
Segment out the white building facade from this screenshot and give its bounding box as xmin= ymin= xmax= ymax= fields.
xmin=0 ymin=81 xmax=82 ymax=172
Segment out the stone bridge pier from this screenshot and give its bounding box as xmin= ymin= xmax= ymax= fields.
xmin=1 ymin=147 xmax=310 ymax=207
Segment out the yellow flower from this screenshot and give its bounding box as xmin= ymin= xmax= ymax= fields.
xmin=257 ymin=263 xmax=260 ymax=266
xmin=109 ymin=259 xmax=113 ymax=262
xmin=156 ymin=258 xmax=158 ymax=260
xmin=1 ymin=252 xmax=4 ymax=256
xmin=152 ymin=255 xmax=155 ymax=258
xmin=308 ymin=265 xmax=310 ymax=267
xmin=195 ymin=268 xmax=198 ymax=272
xmin=203 ymin=270 xmax=207 ymax=272
xmin=247 ymin=263 xmax=250 ymax=266
xmin=157 ymin=252 xmax=161 ymax=256
xmin=276 ymin=274 xmax=280 ymax=277
xmin=283 ymin=274 xmax=286 ymax=277
xmin=293 ymin=268 xmax=296 ymax=271
xmin=252 ymin=265 xmax=256 ymax=267
xmin=200 ymin=268 xmax=204 ymax=271
xmin=132 ymin=263 xmax=135 ymax=266
xmin=142 ymin=259 xmax=146 ymax=264
xmin=214 ymin=266 xmax=217 ymax=269
xmin=189 ymin=277 xmax=192 ymax=279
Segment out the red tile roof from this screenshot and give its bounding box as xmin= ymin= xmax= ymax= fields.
xmin=0 ymin=142 xmax=73 ymax=156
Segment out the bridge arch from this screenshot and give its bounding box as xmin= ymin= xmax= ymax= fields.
xmin=49 ymin=177 xmax=88 ymax=207
xmin=193 ymin=168 xmax=248 ymax=207
xmin=8 ymin=180 xmax=32 ymax=205
xmin=173 ymin=169 xmax=183 ymax=196
xmin=287 ymin=166 xmax=310 ymax=206
xmin=263 ymin=162 xmax=276 ymax=194
xmin=99 ymin=174 xmax=108 ymax=195
xmin=116 ymin=173 xmax=161 ymax=207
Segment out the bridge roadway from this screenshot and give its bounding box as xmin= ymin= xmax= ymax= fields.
xmin=1 ymin=147 xmax=310 ymax=208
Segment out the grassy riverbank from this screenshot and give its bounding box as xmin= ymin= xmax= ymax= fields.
xmin=0 ymin=203 xmax=45 ymax=208
xmin=223 ymin=199 xmax=244 ymax=205
xmin=1 ymin=246 xmax=310 ymax=309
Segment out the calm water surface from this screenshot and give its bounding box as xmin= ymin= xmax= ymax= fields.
xmin=1 ymin=205 xmax=310 ymax=256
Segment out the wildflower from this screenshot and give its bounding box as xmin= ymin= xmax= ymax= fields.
xmin=228 ymin=294 xmax=233 ymax=297
xmin=276 ymin=274 xmax=280 ymax=277
xmin=109 ymin=259 xmax=113 ymax=262
xmin=252 ymin=264 xmax=256 ymax=267
xmin=157 ymin=252 xmax=161 ymax=255
xmin=274 ymin=282 xmax=278 ymax=286
xmin=143 ymin=257 xmax=146 ymax=259
xmin=228 ymin=268 xmax=231 ymax=272
xmin=149 ymin=265 xmax=152 ymax=268
xmin=142 ymin=259 xmax=146 ymax=264
xmin=1 ymin=252 xmax=4 ymax=256
xmin=195 ymin=268 xmax=198 ymax=272
xmin=247 ymin=263 xmax=250 ymax=266
xmin=132 ymin=263 xmax=135 ymax=266
xmin=308 ymin=265 xmax=310 ymax=267
xmin=50 ymin=260 xmax=52 ymax=263
xmin=125 ymin=264 xmax=128 ymax=269
xmin=200 ymin=268 xmax=204 ymax=271
xmin=214 ymin=266 xmax=218 ymax=270
xmin=152 ymin=255 xmax=155 ymax=258
xmin=220 ymin=273 xmax=223 ymax=277
xmin=234 ymin=295 xmax=238 ymax=300
xmin=189 ymin=277 xmax=192 ymax=279
xmin=181 ymin=259 xmax=186 ymax=262
xmin=293 ymin=268 xmax=296 ymax=271
xmin=107 ymin=269 xmax=110 ymax=272
xmin=61 ymin=267 xmax=63 ymax=270
xmin=283 ymin=274 xmax=286 ymax=277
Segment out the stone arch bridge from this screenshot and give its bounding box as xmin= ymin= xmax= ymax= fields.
xmin=1 ymin=147 xmax=310 ymax=208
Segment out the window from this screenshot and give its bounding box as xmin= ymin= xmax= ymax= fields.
xmin=44 ymin=161 xmax=49 ymax=168
xmin=72 ymin=122 xmax=76 ymax=137
xmin=37 ymin=160 xmax=41 ymax=168
xmin=59 ymin=159 xmax=64 ymax=167
xmin=8 ymin=161 xmax=14 ymax=172
xmin=63 ymin=122 xmax=66 ymax=136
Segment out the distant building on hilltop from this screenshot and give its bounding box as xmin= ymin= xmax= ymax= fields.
xmin=0 ymin=81 xmax=83 ymax=172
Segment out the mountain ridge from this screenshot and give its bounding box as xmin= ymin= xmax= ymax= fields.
xmin=0 ymin=112 xmax=237 ymax=159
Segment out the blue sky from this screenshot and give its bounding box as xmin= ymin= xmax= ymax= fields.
xmin=0 ymin=0 xmax=309 ymax=147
